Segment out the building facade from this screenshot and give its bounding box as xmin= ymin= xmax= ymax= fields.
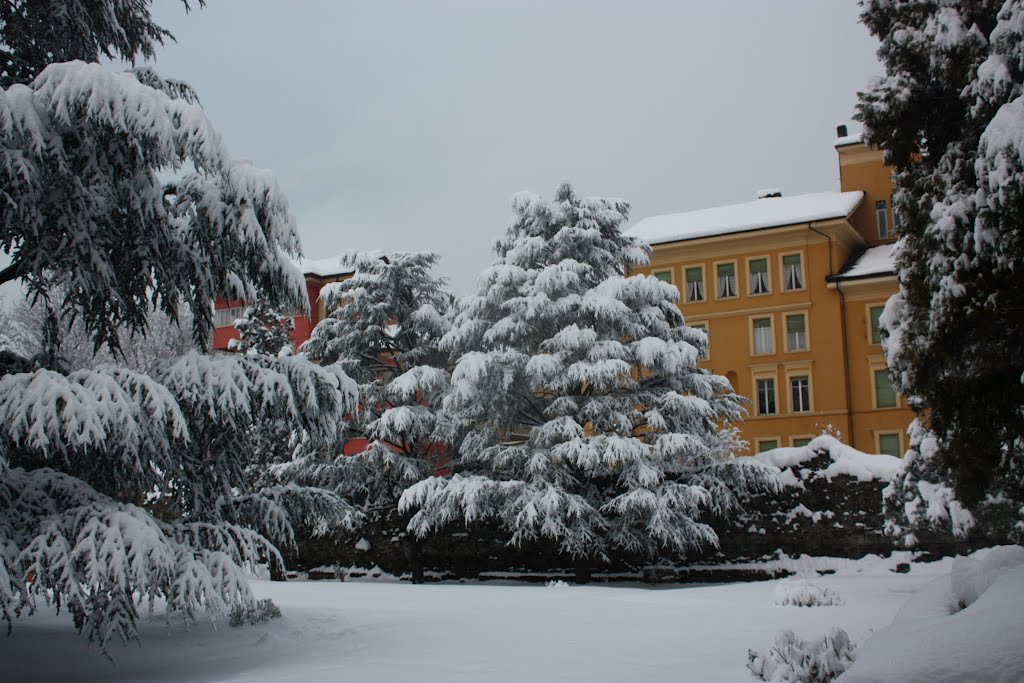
xmin=212 ymin=256 xmax=353 ymax=352
xmin=626 ymin=131 xmax=913 ymax=456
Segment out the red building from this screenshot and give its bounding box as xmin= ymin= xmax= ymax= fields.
xmin=211 ymin=256 xmax=354 ymax=352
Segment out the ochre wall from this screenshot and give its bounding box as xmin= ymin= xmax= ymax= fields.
xmin=636 ymin=141 xmax=913 ymax=455
xmin=838 ymin=143 xmax=897 ymax=246
xmin=836 ymin=277 xmax=913 ymax=454
xmin=637 ymin=223 xmax=858 ymax=454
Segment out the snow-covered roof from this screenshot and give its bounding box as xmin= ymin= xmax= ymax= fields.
xmin=626 ymin=191 xmax=864 ymax=246
xmin=830 ymin=243 xmax=896 ymax=282
xmin=834 ymin=133 xmax=864 ymax=147
xmin=293 ymin=256 xmax=354 ymax=278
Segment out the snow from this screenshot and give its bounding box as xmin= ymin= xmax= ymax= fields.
xmin=0 ymin=558 xmax=964 ymax=683
xmin=293 ymin=255 xmax=354 ymax=278
xmin=834 ymin=133 xmax=864 ymax=147
xmin=831 ymin=244 xmax=896 ymax=281
xmin=754 ymin=436 xmax=902 ymax=483
xmin=626 ymin=191 xmax=864 ymax=245
xmin=841 ymin=546 xmax=1024 ymax=683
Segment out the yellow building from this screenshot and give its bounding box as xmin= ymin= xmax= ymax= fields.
xmin=626 ymin=129 xmax=913 ymax=456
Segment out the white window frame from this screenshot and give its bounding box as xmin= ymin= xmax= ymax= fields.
xmin=747 ymin=256 xmax=771 ymax=296
xmin=683 ymin=264 xmax=706 ymax=303
xmin=789 ymin=374 xmax=812 ymax=413
xmin=714 ymin=260 xmax=738 ymax=299
xmin=871 ymin=363 xmax=898 ymax=409
xmin=751 ymin=315 xmax=774 ymax=356
xmin=876 ymin=199 xmax=889 ymax=239
xmin=784 ymin=312 xmax=809 ymax=353
xmin=780 ymin=251 xmax=805 ymax=292
xmin=755 ymin=377 xmax=777 ymax=416
xmin=876 ymin=431 xmax=903 ymax=457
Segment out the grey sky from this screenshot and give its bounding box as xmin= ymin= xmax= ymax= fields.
xmin=149 ymin=0 xmax=880 ymax=295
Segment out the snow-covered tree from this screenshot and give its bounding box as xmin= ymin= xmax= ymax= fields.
xmin=0 ymin=293 xmax=197 ymax=373
xmin=857 ymin=1 xmax=1024 ymax=535
xmin=1 ymin=45 xmax=307 ymax=355
xmin=399 ymin=183 xmax=776 ymax=572
xmin=230 ymin=299 xmax=295 ymax=356
xmin=281 ymin=251 xmax=452 ymax=515
xmin=0 ymin=0 xmax=358 ymax=652
xmin=0 ymin=353 xmax=360 ymax=650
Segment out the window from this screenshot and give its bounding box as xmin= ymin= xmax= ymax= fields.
xmin=756 ymin=378 xmax=776 ymax=415
xmin=685 ymin=266 xmax=704 ymax=302
xmin=874 ymin=368 xmax=897 ymax=408
xmin=792 ymin=437 xmax=812 ymax=448
xmin=869 ymin=305 xmax=884 ymax=345
xmin=782 ymin=253 xmax=803 ymax=290
xmin=876 ymin=200 xmax=889 ymax=239
xmin=785 ymin=313 xmax=807 ymax=352
xmin=654 ymin=270 xmax=673 ymax=284
xmin=716 ymin=262 xmax=737 ymax=298
xmin=691 ymin=322 xmax=709 ymax=361
xmin=790 ymin=375 xmax=811 ymax=412
xmin=214 ymin=306 xmax=245 ymax=329
xmin=757 ymin=439 xmax=779 ymax=453
xmin=878 ymin=433 xmax=901 ymax=457
xmin=753 ymin=316 xmax=773 ymax=355
xmin=749 ymin=258 xmax=770 ymax=294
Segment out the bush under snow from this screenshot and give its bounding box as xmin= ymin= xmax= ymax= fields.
xmin=773 ymin=579 xmax=844 ymax=607
xmin=747 ymin=628 xmax=855 ymax=683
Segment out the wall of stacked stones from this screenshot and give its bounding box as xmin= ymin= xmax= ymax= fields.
xmin=288 ymin=451 xmax=978 ymax=583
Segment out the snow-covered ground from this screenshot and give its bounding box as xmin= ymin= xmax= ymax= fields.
xmin=1 ymin=553 xmax=1000 ymax=683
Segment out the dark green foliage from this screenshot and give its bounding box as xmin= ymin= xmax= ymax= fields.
xmin=857 ymin=0 xmax=1024 ymax=504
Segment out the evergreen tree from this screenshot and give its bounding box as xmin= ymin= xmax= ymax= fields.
xmin=280 ymin=251 xmax=452 ymax=516
xmin=399 ymin=184 xmax=775 ymax=571
xmin=0 ymin=0 xmax=359 ymax=651
xmin=857 ymin=0 xmax=1024 ymax=538
xmin=230 ymin=299 xmax=296 ymax=356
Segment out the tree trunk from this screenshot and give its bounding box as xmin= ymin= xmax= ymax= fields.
xmin=573 ymin=558 xmax=592 ymax=584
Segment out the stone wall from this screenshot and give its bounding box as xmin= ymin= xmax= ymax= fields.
xmin=289 ymin=450 xmax=977 ymax=582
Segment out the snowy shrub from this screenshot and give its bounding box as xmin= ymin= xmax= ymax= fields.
xmin=747 ymin=628 xmax=855 ymax=683
xmin=400 ymin=184 xmax=778 ymax=566
xmin=774 ymin=580 xmax=844 ymax=607
xmin=546 ymin=580 xmax=570 ymax=589
xmin=229 ymin=598 xmax=282 ymax=627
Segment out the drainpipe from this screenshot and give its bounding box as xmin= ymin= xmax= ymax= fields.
xmin=810 ymin=224 xmax=856 ymax=446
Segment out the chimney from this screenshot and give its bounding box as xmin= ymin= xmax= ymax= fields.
xmin=836 ymin=124 xmax=848 ymax=138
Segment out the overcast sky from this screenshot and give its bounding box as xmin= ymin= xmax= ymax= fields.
xmin=146 ymin=0 xmax=881 ymax=295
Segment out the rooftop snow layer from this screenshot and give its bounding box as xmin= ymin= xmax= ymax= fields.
xmin=834 ymin=133 xmax=864 ymax=147
xmin=832 ymin=243 xmax=896 ymax=281
xmin=626 ymin=191 xmax=863 ymax=246
xmin=294 ymin=256 xmax=354 ymax=278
